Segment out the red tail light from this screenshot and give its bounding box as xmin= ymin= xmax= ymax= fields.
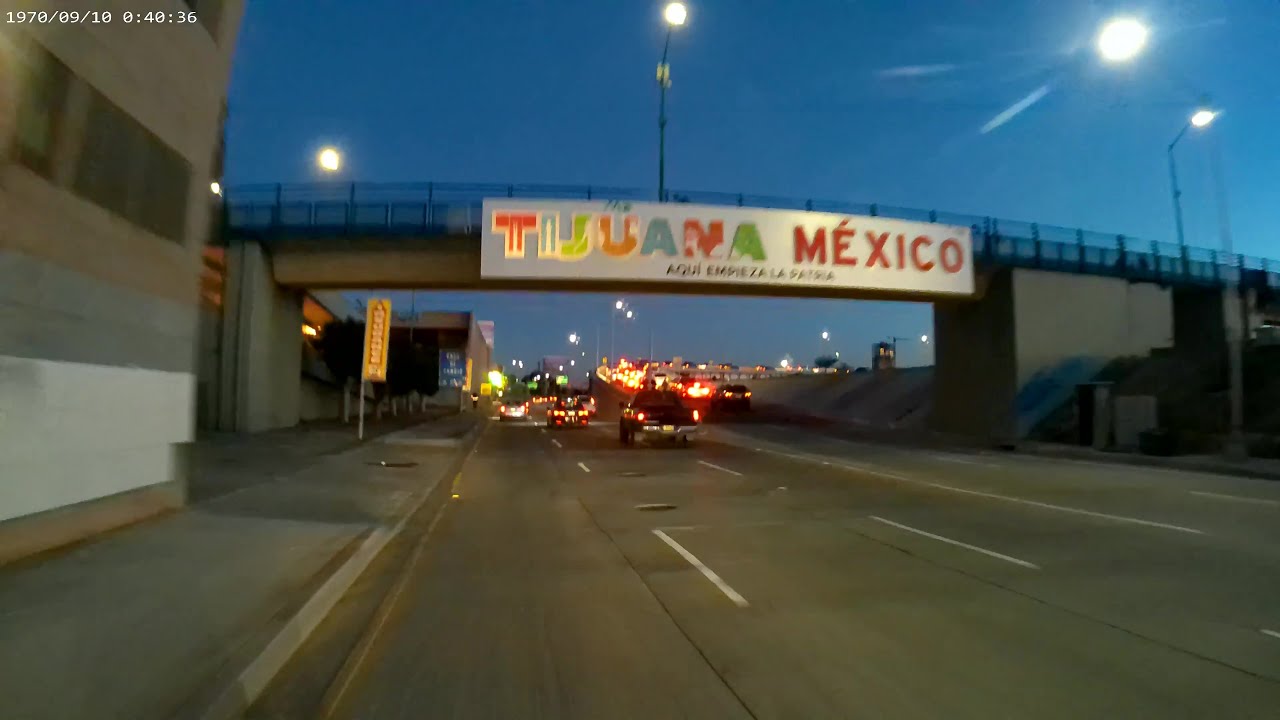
xmin=500 ymin=405 xmax=506 ymax=412
xmin=693 ymin=409 xmax=700 ymax=422
xmin=636 ymin=412 xmax=646 ymax=422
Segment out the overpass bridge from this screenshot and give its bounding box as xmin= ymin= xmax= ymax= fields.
xmin=213 ymin=181 xmax=1276 ymax=444
xmin=222 ymin=181 xmax=1280 ymax=294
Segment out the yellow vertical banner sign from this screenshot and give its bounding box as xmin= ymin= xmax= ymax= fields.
xmin=464 ymin=358 xmax=473 ymax=390
xmin=362 ymin=299 xmax=392 ymax=381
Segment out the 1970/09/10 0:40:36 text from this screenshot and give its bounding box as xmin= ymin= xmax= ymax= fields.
xmin=5 ymin=10 xmax=198 ymax=24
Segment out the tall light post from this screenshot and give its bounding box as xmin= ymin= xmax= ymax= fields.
xmin=1203 ymin=108 xmax=1247 ymax=456
xmin=1167 ymin=104 xmax=1216 ymax=249
xmin=1095 ymin=19 xmax=1245 ymax=456
xmin=611 ymin=300 xmax=636 ymax=364
xmin=657 ymin=2 xmax=687 ymax=202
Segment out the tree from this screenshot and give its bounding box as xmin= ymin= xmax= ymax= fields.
xmin=317 ymin=319 xmax=365 ymax=386
xmin=814 ymin=355 xmax=839 ymax=369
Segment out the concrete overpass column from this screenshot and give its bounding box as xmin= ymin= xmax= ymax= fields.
xmin=932 ymin=268 xmax=1175 ymax=445
xmin=217 ymin=240 xmax=304 ymax=432
xmin=931 ymin=270 xmax=1018 ymax=444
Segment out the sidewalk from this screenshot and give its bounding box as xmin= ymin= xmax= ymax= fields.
xmin=744 ymin=403 xmax=1280 ymax=482
xmin=0 ymin=411 xmax=484 ymax=720
xmin=191 ymin=409 xmax=451 ymax=502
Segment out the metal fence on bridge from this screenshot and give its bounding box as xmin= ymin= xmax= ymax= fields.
xmin=223 ymin=181 xmax=1279 ymax=291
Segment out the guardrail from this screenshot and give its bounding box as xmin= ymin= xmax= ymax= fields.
xmin=222 ymin=181 xmax=1279 ymax=290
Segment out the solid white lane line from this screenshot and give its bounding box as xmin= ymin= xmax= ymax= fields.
xmin=870 ymin=516 xmax=1040 ymax=569
xmin=698 ymin=460 xmax=743 ymax=477
xmin=1262 ymin=629 xmax=1280 ymax=641
xmin=916 ymin=481 xmax=1205 ymax=535
xmin=751 ymin=445 xmax=1203 ymax=535
xmin=652 ymin=529 xmax=749 ymax=607
xmin=577 ymin=462 xmax=591 ymax=473
xmin=928 ymin=453 xmax=1001 ymax=468
xmin=1189 ymin=490 xmax=1280 ymax=507
xmin=551 ymin=439 xmax=562 ymax=448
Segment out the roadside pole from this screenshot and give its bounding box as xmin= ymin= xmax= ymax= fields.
xmin=357 ymin=380 xmax=365 ymax=440
xmin=360 ymin=298 xmax=392 ymax=442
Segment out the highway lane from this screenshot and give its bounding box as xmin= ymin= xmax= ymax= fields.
xmin=318 ymin=415 xmax=1279 ymax=719
xmin=324 ymin=418 xmax=751 ymax=720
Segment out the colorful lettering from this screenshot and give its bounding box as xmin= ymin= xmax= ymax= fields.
xmin=865 ymin=231 xmax=890 ymax=268
xmin=601 ymin=215 xmax=640 ymax=257
xmin=794 ymin=226 xmax=827 ymax=264
xmin=683 ymin=220 xmax=725 ymax=259
xmin=641 ymin=218 xmax=678 ymax=257
xmin=910 ymin=236 xmax=934 ymax=271
xmin=539 ymin=213 xmax=571 ymax=257
xmin=493 ymin=212 xmax=539 ymax=258
xmin=833 ymin=222 xmax=857 ymax=266
xmin=941 ymin=238 xmax=965 ymax=273
xmin=729 ymin=223 xmax=766 ymax=261
xmin=556 ymin=214 xmax=591 ymax=259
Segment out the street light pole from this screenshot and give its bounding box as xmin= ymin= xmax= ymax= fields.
xmin=1094 ymin=24 xmax=1245 ymax=457
xmin=658 ymin=31 xmax=671 ymax=202
xmin=1167 ymin=124 xmax=1190 ymax=249
xmin=656 ymin=3 xmax=686 ymax=203
xmin=1207 ymin=127 xmax=1246 ymax=457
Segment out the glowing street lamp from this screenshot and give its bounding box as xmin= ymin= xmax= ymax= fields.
xmin=317 ymin=147 xmax=341 ymax=173
xmin=1190 ymin=108 xmax=1217 ymax=128
xmin=1096 ymin=17 xmax=1148 ymax=63
xmin=568 ymin=333 xmax=579 ymax=344
xmin=921 ymin=334 xmax=930 ymax=343
xmin=663 ymin=2 xmax=687 ymax=26
xmin=656 ymin=2 xmax=688 ymax=201
xmin=209 ymin=181 xmax=222 ymax=196
xmin=615 ymin=299 xmax=625 ymax=310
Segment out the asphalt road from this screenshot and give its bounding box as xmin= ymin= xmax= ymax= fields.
xmin=281 ymin=410 xmax=1280 ymax=719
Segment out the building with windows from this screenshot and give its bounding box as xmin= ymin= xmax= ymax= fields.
xmin=0 ymin=1 xmax=244 ymax=562
xmin=872 ymin=342 xmax=896 ymax=371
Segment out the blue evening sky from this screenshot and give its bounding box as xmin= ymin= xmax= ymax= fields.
xmin=224 ymin=0 xmax=1278 ymax=369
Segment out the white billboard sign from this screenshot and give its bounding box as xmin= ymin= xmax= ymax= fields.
xmin=480 ymin=199 xmax=974 ymax=296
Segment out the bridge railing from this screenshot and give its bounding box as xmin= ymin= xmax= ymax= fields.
xmin=223 ymin=181 xmax=1278 ymax=291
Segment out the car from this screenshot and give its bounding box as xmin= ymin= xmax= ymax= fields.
xmin=683 ymin=380 xmax=713 ymax=399
xmin=498 ymin=401 xmax=529 ymax=421
xmin=711 ymin=384 xmax=752 ymax=412
xmin=547 ymin=396 xmax=590 ymax=429
xmin=619 ymin=389 xmax=700 ymax=446
xmin=575 ymin=394 xmax=597 ymax=417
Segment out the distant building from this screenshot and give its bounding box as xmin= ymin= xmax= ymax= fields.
xmin=872 ymin=342 xmax=896 ymax=371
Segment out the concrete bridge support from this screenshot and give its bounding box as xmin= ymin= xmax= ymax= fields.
xmin=932 ymin=268 xmax=1175 ymax=445
xmin=217 ymin=240 xmax=304 ymax=432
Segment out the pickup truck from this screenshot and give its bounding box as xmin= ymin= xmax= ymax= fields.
xmin=619 ymin=389 xmax=700 ymax=446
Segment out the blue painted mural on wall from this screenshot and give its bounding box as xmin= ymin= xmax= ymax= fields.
xmin=1015 ymin=356 xmax=1105 ymax=437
